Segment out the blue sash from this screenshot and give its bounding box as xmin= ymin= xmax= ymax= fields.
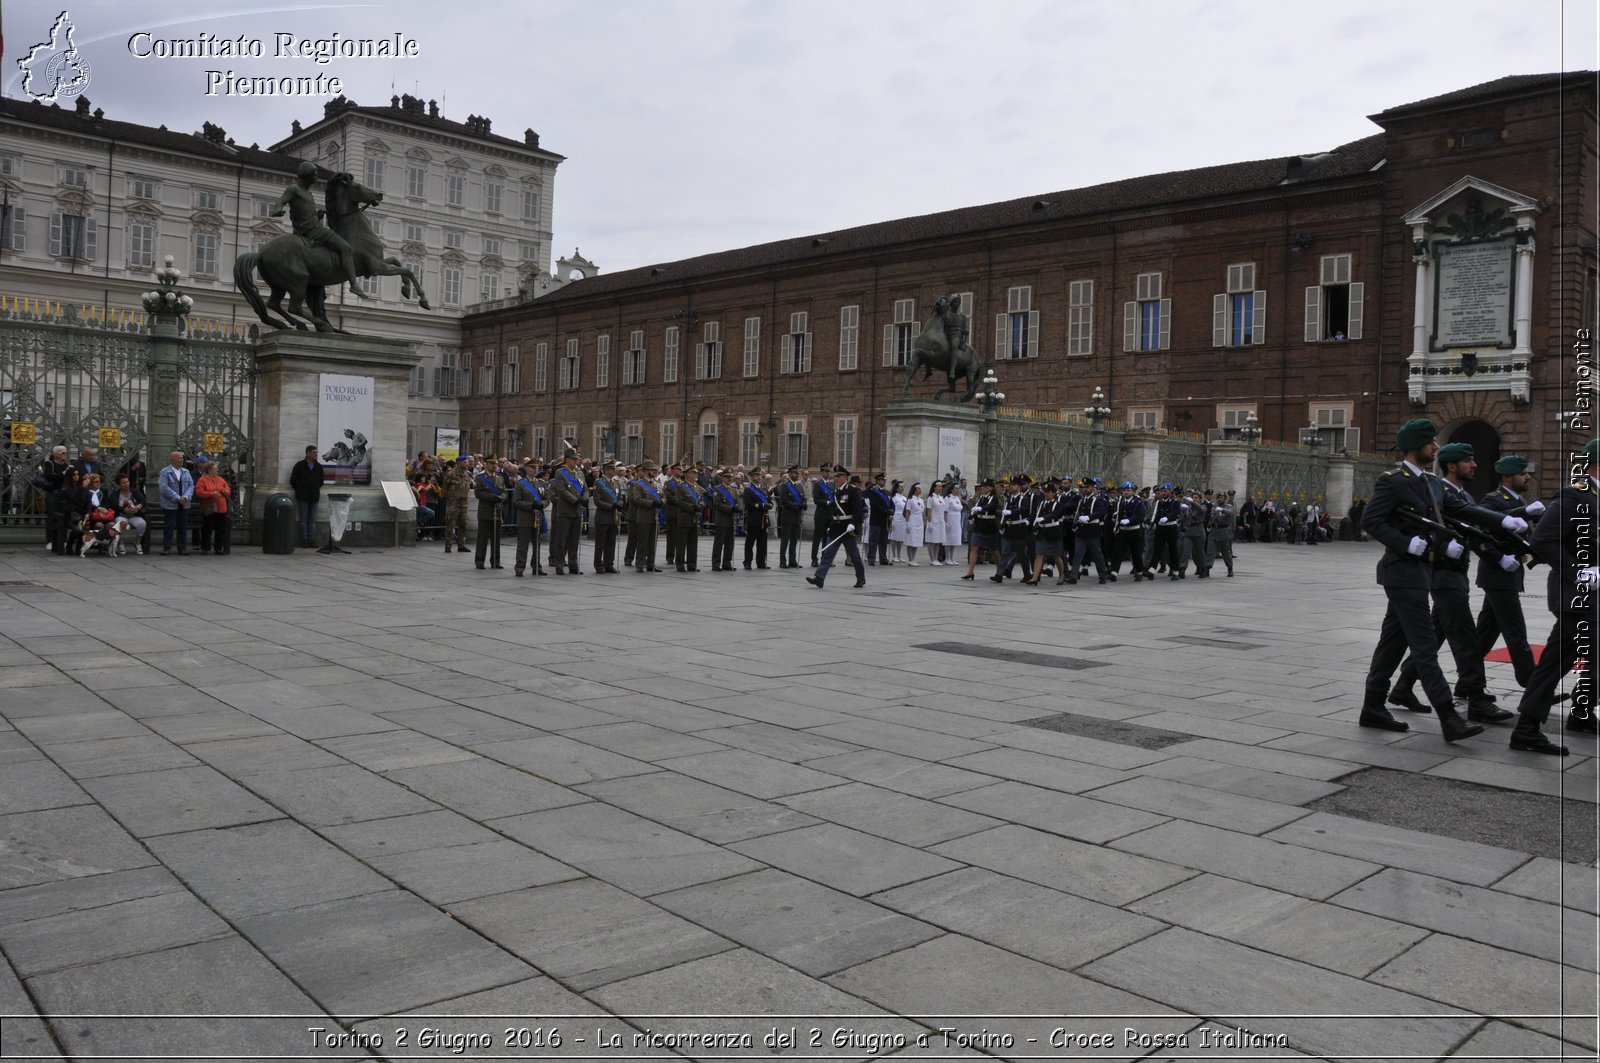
xmin=820 ymin=482 xmax=835 ymax=501
xmin=717 ymin=486 xmax=735 ymax=507
xmin=635 ymin=480 xmax=665 ymax=528
xmin=560 ymin=468 xmax=585 ymax=499
xmin=476 ymin=472 xmax=501 ymax=499
xmin=746 ymin=485 xmax=770 ymax=506
xmin=785 ymin=481 xmax=804 ymax=505
xmin=517 ymin=478 xmax=544 ymax=505
xmin=869 ymin=486 xmax=889 ymax=508
xmin=597 ymin=478 xmax=617 ymax=505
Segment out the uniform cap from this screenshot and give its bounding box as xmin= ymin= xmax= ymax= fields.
xmin=1396 ymin=418 xmax=1437 ymax=451
xmin=639 ymin=459 xmax=659 ymax=471
xmin=1583 ymin=438 xmax=1600 ymax=465
xmin=1494 ymin=455 xmax=1529 ymax=474
xmin=1121 ymin=481 xmax=1135 ymax=489
xmin=1437 ymin=442 xmax=1474 ymax=464
xmin=1158 ymin=482 xmax=1173 ymax=490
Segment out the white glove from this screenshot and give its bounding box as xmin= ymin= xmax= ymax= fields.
xmin=1445 ymin=540 xmax=1465 ymax=560
xmin=1078 ymin=515 xmax=1092 ymax=523
xmin=1524 ymin=501 xmax=1545 ymax=517
xmin=1498 ymin=555 xmax=1521 ymax=572
xmin=1119 ymin=519 xmax=1130 ymax=526
xmin=1501 ymin=515 xmax=1529 ymax=535
xmin=1579 ymin=567 xmax=1600 ymax=591
xmin=1158 ymin=518 xmax=1171 ymax=526
xmin=1407 ymin=536 xmax=1428 ymax=557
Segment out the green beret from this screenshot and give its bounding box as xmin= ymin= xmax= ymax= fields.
xmin=1583 ymin=439 xmax=1600 ymax=464
xmin=1396 ymin=418 xmax=1437 ymax=452
xmin=1494 ymin=455 xmax=1529 ymax=474
xmin=1437 ymin=442 xmax=1474 ymax=464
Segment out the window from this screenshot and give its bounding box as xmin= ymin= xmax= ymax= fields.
xmin=743 ymin=316 xmax=761 ymax=377
xmin=699 ymin=417 xmax=718 ymax=465
xmin=444 ymin=230 xmax=463 ymax=250
xmin=997 ymin=285 xmax=1039 ymax=359
xmin=460 ymin=352 xmax=472 ymax=398
xmin=783 ymin=418 xmax=808 ymax=467
xmin=357 ymin=274 xmax=380 ymax=298
xmin=4 ymin=206 xmax=25 ymax=252
xmin=49 ymin=212 xmax=96 ymax=260
xmin=129 ymin=177 xmax=156 ymax=200
xmin=128 ymin=221 xmax=154 ymax=268
xmin=446 ymin=173 xmax=464 ymax=206
xmin=660 ymin=422 xmax=677 ymax=466
xmin=193 ymin=189 xmax=220 ymax=211
xmin=364 ymin=158 xmax=385 ymax=191
xmin=441 ymin=266 xmax=462 ymax=306
xmin=596 ymin=335 xmax=611 ymax=388
xmin=883 ymin=298 xmax=917 ymax=366
xmin=436 ymin=350 xmax=459 ymax=398
xmin=1068 ymin=280 xmax=1094 ymax=356
xmin=838 ymin=304 xmax=860 ymax=370
xmin=594 ymin=424 xmax=612 ymax=461
xmin=519 ymin=241 xmax=538 ymax=262
xmin=1305 ymin=404 xmax=1359 ymax=453
xmin=254 ymin=198 xmax=275 ymax=219
xmin=0 ymin=157 xmax=15 ymax=176
xmin=1305 ymin=254 xmax=1363 ymax=341
xmin=1460 ymin=129 xmax=1497 ymax=148
xmin=408 ymin=365 xmax=426 ymax=397
xmin=1212 ymin=405 xmax=1257 ymax=441
xmin=834 ymin=416 xmax=857 ymax=470
xmin=485 ymin=181 xmax=503 ymax=214
xmin=1128 ymin=407 xmax=1162 ymax=430
xmin=739 ymin=418 xmax=762 ymax=467
xmin=407 ymin=165 xmax=426 ymax=198
xmin=522 ymin=188 xmax=539 ymax=220
xmin=781 ymin=311 xmax=812 ymax=373
xmin=560 ymin=338 xmax=580 ymax=390
xmin=504 ymin=346 xmax=520 ymax=393
xmin=534 ymin=343 xmax=548 ymax=391
xmin=484 ymin=237 xmax=501 ymax=257
xmin=624 ymin=330 xmax=646 ymax=384
xmin=532 ymin=425 xmax=547 ymax=460
xmin=664 ymin=326 xmax=680 ymax=383
xmin=561 ymin=425 xmax=578 ymax=454
xmin=480 ymin=349 xmax=496 ymax=394
xmin=620 ymin=422 xmax=641 ymax=464
xmin=696 ymin=321 xmax=722 ymax=380
xmin=479 ymin=429 xmax=493 ymax=457
xmin=481 ymin=272 xmax=500 ymax=300
xmin=1213 ymin=263 xmax=1265 ymax=347
xmin=404 ymin=222 xmax=424 ymax=244
xmin=60 ymin=166 xmax=89 ymax=188
xmin=1123 ymin=272 xmax=1171 ymax=352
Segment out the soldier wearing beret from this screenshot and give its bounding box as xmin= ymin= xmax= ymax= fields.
xmin=709 ymin=468 xmax=740 ymax=571
xmin=1473 ymin=454 xmax=1543 ymax=691
xmin=1357 ymin=419 xmax=1530 ymax=741
xmin=547 ymin=446 xmax=587 ymax=575
xmin=590 ymin=460 xmax=623 ymax=574
xmin=673 ymin=465 xmax=703 ymax=572
xmin=627 ymin=460 xmax=665 ymax=572
xmin=511 ymin=459 xmax=547 ymax=577
xmin=776 ymin=465 xmax=808 ymax=568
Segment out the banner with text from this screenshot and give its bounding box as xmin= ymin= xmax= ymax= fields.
xmin=318 ymin=373 xmax=374 ymax=485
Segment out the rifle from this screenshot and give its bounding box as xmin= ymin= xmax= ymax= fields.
xmin=1391 ymin=508 xmax=1539 ymax=569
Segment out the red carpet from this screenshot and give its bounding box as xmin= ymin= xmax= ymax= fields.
xmin=1485 ymin=645 xmax=1587 ymax=668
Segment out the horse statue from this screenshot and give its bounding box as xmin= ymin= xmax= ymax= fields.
xmin=234 ymin=169 xmax=430 ymax=333
xmin=900 ymin=293 xmax=986 ymax=402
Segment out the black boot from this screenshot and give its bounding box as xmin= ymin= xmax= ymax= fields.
xmin=1358 ymin=692 xmax=1409 ymax=732
xmin=1510 ymin=716 xmax=1568 ymax=755
xmin=1467 ymin=700 xmax=1515 ymax=724
xmin=1566 ymin=712 xmax=1598 ymax=734
xmin=1387 ymin=687 xmax=1431 ymax=714
xmin=1435 ymin=704 xmax=1485 ymax=743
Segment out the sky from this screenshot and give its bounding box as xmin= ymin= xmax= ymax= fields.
xmin=5 ymin=0 xmax=1597 ymax=275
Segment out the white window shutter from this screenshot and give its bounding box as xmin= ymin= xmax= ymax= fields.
xmin=801 ymin=332 xmax=812 ymax=372
xmin=1123 ymin=302 xmax=1137 ymax=352
xmin=84 ymin=218 xmax=97 ymax=261
xmin=1344 ymin=427 xmax=1361 ymax=453
xmin=1304 ymin=286 xmax=1322 ymax=342
xmin=995 ymin=313 xmax=1007 ymax=358
xmin=9 ymin=207 xmax=23 ymax=251
xmin=1212 ymin=294 xmax=1227 ymax=347
xmin=48 ymin=212 xmax=62 ymax=256
xmin=1027 ymin=310 xmax=1039 ymax=358
xmin=1347 ymin=282 xmax=1364 ymax=339
xmin=1252 ymin=290 xmax=1266 ymax=344
xmin=780 ymin=335 xmax=793 ymax=374
xmin=883 ymin=323 xmax=896 ymax=366
xmin=1158 ymin=299 xmax=1172 ymax=350
xmin=695 ymin=343 xmax=707 ymax=380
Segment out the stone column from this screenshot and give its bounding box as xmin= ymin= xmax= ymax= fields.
xmin=1410 ymin=225 xmax=1431 ymax=359
xmin=1120 ymin=430 xmax=1162 ymax=487
xmin=147 ymin=318 xmax=183 ymax=461
xmin=1325 ymin=456 xmax=1356 ymax=523
xmin=882 ymin=400 xmax=984 ymax=489
xmin=1512 ymin=213 xmax=1536 ymax=357
xmin=251 ymin=331 xmax=420 ymax=547
xmin=1206 ymin=440 xmax=1251 ymax=499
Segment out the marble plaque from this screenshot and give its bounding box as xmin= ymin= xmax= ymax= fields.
xmin=1434 ymin=239 xmax=1514 ymax=349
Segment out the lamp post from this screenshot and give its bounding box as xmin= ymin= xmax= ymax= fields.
xmin=976 ymin=369 xmax=1005 ymax=480
xmin=1083 ymin=386 xmax=1112 ymax=433
xmin=1239 ymin=411 xmax=1263 ymax=445
xmin=1304 ymin=421 xmax=1325 ymax=456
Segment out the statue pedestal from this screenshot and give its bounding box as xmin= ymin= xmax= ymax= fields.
xmin=250 ymin=331 xmax=420 ymax=548
xmin=883 ymin=400 xmax=984 ymax=488
xmin=1325 ymin=456 xmax=1356 ymax=520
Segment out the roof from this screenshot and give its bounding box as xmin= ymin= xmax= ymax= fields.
xmin=0 ymin=96 xmax=304 ymax=174
xmin=1373 ymin=71 xmax=1595 ymax=120
xmin=522 ymin=134 xmax=1386 ymax=308
xmin=276 ymin=96 xmax=565 ymax=162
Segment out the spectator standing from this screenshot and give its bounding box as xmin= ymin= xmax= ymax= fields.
xmin=289 ymin=445 xmax=324 ymax=548
xmin=194 ymin=461 xmax=232 ymax=555
xmin=158 ymin=451 xmax=194 ymax=555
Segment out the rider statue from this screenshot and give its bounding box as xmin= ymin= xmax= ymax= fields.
xmin=942 ymin=292 xmax=971 ymax=391
xmin=271 ymin=161 xmax=368 ymax=298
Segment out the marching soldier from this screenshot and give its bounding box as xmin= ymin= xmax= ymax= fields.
xmin=590 ymin=459 xmax=623 ymax=574
xmin=1474 ymin=454 xmax=1542 ymax=690
xmin=742 ymin=471 xmax=772 ymax=569
xmin=1150 ymin=483 xmax=1183 ymax=579
xmin=1357 ymin=419 xmax=1529 ymax=741
xmin=512 ymin=459 xmax=547 ymax=577
xmin=628 ymin=460 xmax=665 ymax=572
xmin=1180 ymin=489 xmax=1210 ymax=578
xmin=442 ymin=460 xmax=471 ymax=554
xmin=1025 ymin=480 xmax=1070 ymax=586
xmin=961 ymin=479 xmax=1002 ymax=580
xmin=548 ymin=446 xmax=586 ymax=575
xmin=1111 ymin=481 xmax=1149 ymax=580
xmin=472 ymin=459 xmax=505 ymax=570
xmin=776 ymin=465 xmax=808 ymax=568
xmin=674 ymin=465 xmax=703 ymax=572
xmin=1070 ymin=476 xmax=1114 ymax=584
xmin=992 ymin=475 xmax=1035 ymax=582
xmin=710 ymin=468 xmax=740 ymax=571
xmin=811 ymin=465 xmax=838 ymax=567
xmin=806 ymin=467 xmax=866 ymax=589
xmin=1206 ymin=491 xmax=1237 ymax=577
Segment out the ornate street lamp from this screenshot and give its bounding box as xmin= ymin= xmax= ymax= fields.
xmin=976 ymin=369 xmax=1005 ymax=414
xmin=1083 ymin=386 xmax=1112 ymax=432
xmin=1239 ymin=411 xmax=1263 ymax=445
xmin=976 ymin=369 xmax=1005 ymax=479
xmin=141 ymin=256 xmax=193 ymax=323
xmin=1304 ymin=421 xmax=1325 ymax=455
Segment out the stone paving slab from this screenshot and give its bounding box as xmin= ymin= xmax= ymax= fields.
xmin=1264 ymin=810 xmax=1531 ymax=886
xmin=0 ymin=757 xmax=92 ymax=815
xmin=0 ymin=887 xmax=233 ymax=978
xmin=0 ymin=865 xmax=181 ymax=926
xmin=939 ymin=780 xmax=1167 ymax=843
xmin=314 ymin=729 xmax=481 ymax=771
xmin=366 ymin=838 xmax=582 ymax=904
xmin=384 ymin=757 xmax=590 ymax=819
xmin=1078 ymin=776 xmax=1311 ymax=834
xmin=931 ymin=824 xmax=1196 ymax=906
xmin=937 ymin=746 xmax=1128 ymax=794
xmin=778 ymin=782 xmax=1001 ymax=847
xmin=182 ymin=732 xmax=348 ymax=776
xmin=1492 ymin=855 xmax=1600 ymax=914
xmin=317 ymin=808 xmax=501 ymax=858
xmin=1448 ymin=1018 xmax=1596 ymax=1061
xmin=0 ymin=805 xmax=157 ymax=890
xmin=9 ymin=709 xmax=152 ymax=745
xmin=658 ymin=747 xmax=847 ymax=798
xmin=472 ymin=732 xmax=658 ymax=784
xmin=0 ymin=951 xmax=60 ymax=1060
xmin=978 ymin=726 xmax=1178 ymax=770
xmin=1130 ymin=756 xmax=1347 ymax=805
xmin=579 ymin=771 xmax=820 ymax=843
xmin=800 ymin=748 xmax=998 ymax=798
xmin=731 ymin=823 xmax=962 ymax=896
xmin=1110 ymin=820 xmax=1382 ymax=900
xmin=237 ymin=764 xmax=441 ymax=826
xmin=141 ymin=708 xmax=285 ymax=744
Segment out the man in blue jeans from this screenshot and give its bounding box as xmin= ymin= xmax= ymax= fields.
xmin=158 ymin=450 xmax=194 ymax=555
xmin=289 ymin=444 xmax=324 ymax=548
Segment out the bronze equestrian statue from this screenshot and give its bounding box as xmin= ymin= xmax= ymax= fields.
xmin=900 ymin=293 xmax=986 ymax=402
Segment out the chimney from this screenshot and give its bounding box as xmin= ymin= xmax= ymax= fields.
xmin=74 ymin=96 xmax=90 ymax=116
xmin=524 ymin=128 xmax=539 ymax=149
xmin=1284 ymin=156 xmax=1304 ymax=183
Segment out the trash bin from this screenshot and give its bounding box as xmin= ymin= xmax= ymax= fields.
xmin=262 ymin=493 xmax=296 ymax=554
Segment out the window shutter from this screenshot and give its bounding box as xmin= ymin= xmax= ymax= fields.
xmin=48 ymin=212 xmax=62 ymax=256
xmin=1252 ymin=290 xmax=1266 ymax=344
xmin=83 ymin=217 xmax=96 ymax=261
xmin=883 ymin=323 xmax=896 ymax=366
xmin=801 ymin=332 xmax=812 ymax=372
xmin=8 ymin=207 xmax=23 ymax=251
xmin=695 ymin=343 xmax=707 ymax=380
xmin=1158 ymin=299 xmax=1171 ymax=350
xmin=1344 ymin=428 xmax=1361 ymax=453
xmin=1027 ymin=310 xmax=1039 ymax=358
xmin=780 ymin=335 xmax=792 ymax=374
xmin=995 ymin=313 xmax=1007 ymax=358
xmin=1304 ymin=286 xmax=1322 ymax=342
xmin=1347 ymin=282 xmax=1364 ymax=339
xmin=1212 ymin=294 xmax=1227 ymax=347
xmin=1123 ymin=302 xmax=1137 ymax=352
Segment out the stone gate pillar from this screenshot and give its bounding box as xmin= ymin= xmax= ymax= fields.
xmin=147 ymin=318 xmax=183 ymax=461
xmin=1206 ymin=440 xmax=1250 ymax=499
xmin=1121 ymin=430 xmax=1162 ymax=487
xmin=1325 ymin=456 xmax=1356 ymax=523
xmin=883 ymin=400 xmax=984 ymax=488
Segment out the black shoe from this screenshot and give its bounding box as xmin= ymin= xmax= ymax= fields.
xmin=1106 ymin=574 xmax=1116 ymax=582
xmin=677 ymin=565 xmax=687 ymax=573
xmin=757 ymin=565 xmax=770 ymax=570
xmin=989 ymin=575 xmax=1004 ymax=583
xmin=491 ymin=564 xmax=503 ymax=569
xmin=1169 ymin=574 xmax=1179 ymax=581
xmin=1511 ymin=720 xmax=1568 ymax=755
xmin=744 ymin=563 xmax=752 ymax=570
xmin=1467 ymin=702 xmax=1515 ymax=725
xmin=1178 ymin=572 xmax=1186 ymax=579
xmin=960 ymin=573 xmax=974 ymax=580
xmin=1567 ymin=713 xmax=1599 ymax=734
xmin=1387 ymin=689 xmax=1431 ymax=714
xmin=475 ymin=563 xmax=485 ymax=569
xmin=317 ymin=546 xmax=334 ymax=555
xmin=1437 ymin=709 xmax=1485 ymax=743
xmin=1097 ymin=578 xmax=1106 ymax=584
xmin=1359 ymin=707 xmax=1410 ymax=732
xmin=1226 ymin=569 xmax=1234 ymax=577
xmin=806 ymin=576 xmax=823 ymax=588
xmin=571 ymin=569 xmax=583 ymax=575
xmin=514 ymin=570 xmax=524 ymax=577
xmin=853 ymin=579 xmax=866 ymax=588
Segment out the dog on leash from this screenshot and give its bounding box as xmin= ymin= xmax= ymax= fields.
xmin=79 ymin=507 xmax=123 ymax=558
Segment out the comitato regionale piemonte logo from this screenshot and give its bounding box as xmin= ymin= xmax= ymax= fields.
xmin=18 ymin=11 xmax=93 ymax=103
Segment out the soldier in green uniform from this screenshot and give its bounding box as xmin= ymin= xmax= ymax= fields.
xmin=710 ymin=468 xmax=739 ymax=571
xmin=662 ymin=463 xmax=682 ymax=568
xmin=590 ymin=459 xmax=623 ymax=574
xmin=442 ymin=460 xmax=471 ymax=554
xmin=512 ymin=459 xmax=547 ymax=577
xmin=674 ymin=466 xmax=703 ymax=572
xmin=472 ymin=459 xmax=504 ymax=569
xmin=628 ymin=460 xmax=665 ymax=572
xmin=548 ymin=447 xmax=586 ymax=575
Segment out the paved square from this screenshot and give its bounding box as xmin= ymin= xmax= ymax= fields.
xmin=0 ymin=539 xmax=1594 ymax=1059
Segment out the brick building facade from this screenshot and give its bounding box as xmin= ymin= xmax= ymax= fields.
xmin=461 ymin=73 xmax=1597 ymax=491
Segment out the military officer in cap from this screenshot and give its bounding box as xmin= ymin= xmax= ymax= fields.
xmin=590 ymin=460 xmax=623 ymax=574
xmin=1111 ymin=482 xmax=1149 ymax=580
xmin=776 ymin=465 xmax=808 ymax=568
xmin=548 ymin=446 xmax=587 ymax=574
xmin=628 ymin=461 xmax=665 ymax=572
xmin=472 ymin=459 xmax=505 ymax=570
xmin=1207 ymin=491 xmax=1237 ymax=577
xmin=1508 ymin=437 xmax=1600 ymax=754
xmin=673 ymin=465 xmax=703 ymax=571
xmin=1025 ymin=480 xmax=1069 ymax=586
xmin=806 ymin=467 xmax=866 ymax=589
xmin=442 ymin=460 xmax=471 ymax=553
xmin=1474 ymin=454 xmax=1543 ymax=689
xmin=865 ymin=472 xmax=893 ymax=566
xmin=992 ymin=474 xmax=1035 ymax=582
xmin=710 ymin=468 xmax=740 ymax=571
xmin=1150 ymin=483 xmax=1183 ymax=579
xmin=811 ymin=465 xmax=839 ymax=566
xmin=1070 ymin=476 xmax=1114 ymax=584
xmin=1358 ymin=419 xmax=1529 ymax=741
xmin=512 ymin=459 xmax=547 ymax=577
xmin=962 ymin=479 xmax=1002 ymax=580
xmin=1179 ymin=489 xmax=1210 ymax=577
xmin=742 ymin=471 xmax=772 ymax=569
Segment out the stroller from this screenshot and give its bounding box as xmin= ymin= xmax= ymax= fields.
xmin=78 ymin=506 xmax=122 ymax=557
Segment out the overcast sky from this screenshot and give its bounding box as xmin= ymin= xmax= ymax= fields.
xmin=8 ymin=0 xmax=1597 ymax=274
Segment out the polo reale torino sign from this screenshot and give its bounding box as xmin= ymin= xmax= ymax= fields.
xmin=317 ymin=373 xmax=373 ymax=485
